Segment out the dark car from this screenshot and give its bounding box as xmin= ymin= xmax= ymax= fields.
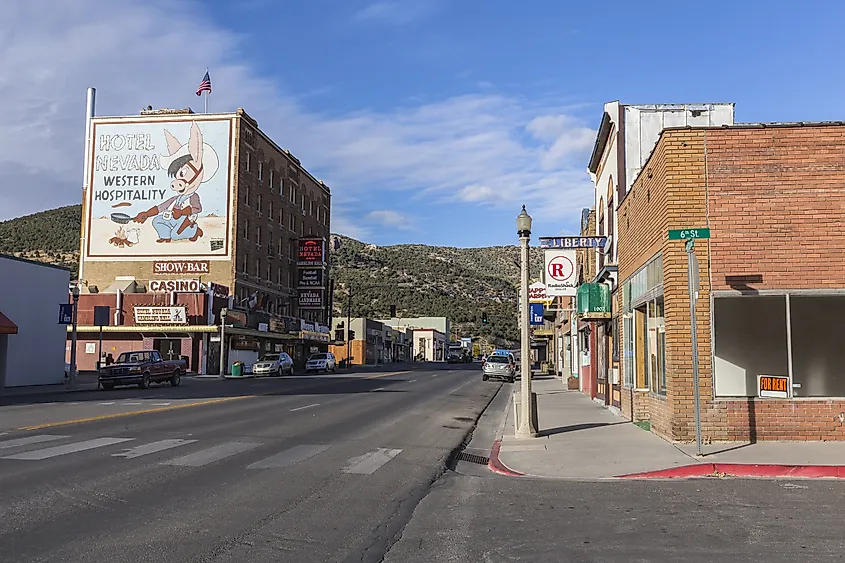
xmin=98 ymin=350 xmax=186 ymax=390
xmin=482 ymin=354 xmax=515 ymax=383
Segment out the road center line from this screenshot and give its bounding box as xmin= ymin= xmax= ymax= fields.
xmin=372 ymin=387 xmax=387 ymax=392
xmin=409 ymin=379 xmax=417 ymax=383
xmin=449 ymin=380 xmax=473 ymax=394
xmin=290 ymin=403 xmax=320 ymax=412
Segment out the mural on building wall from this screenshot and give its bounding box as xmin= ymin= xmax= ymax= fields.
xmin=85 ymin=118 xmax=233 ymax=260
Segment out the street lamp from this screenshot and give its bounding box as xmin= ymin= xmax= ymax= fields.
xmin=218 ymin=308 xmax=228 ymax=378
xmin=68 ymin=284 xmax=80 ymax=388
xmin=516 ymin=205 xmax=538 ymax=437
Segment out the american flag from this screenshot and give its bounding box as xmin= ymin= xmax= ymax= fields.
xmin=195 ymin=71 xmax=212 ymax=96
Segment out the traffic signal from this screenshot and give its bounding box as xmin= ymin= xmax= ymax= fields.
xmin=482 ymin=312 xmax=488 ymax=324
xmin=348 ymin=330 xmax=356 ymax=340
xmin=390 ymin=304 xmax=396 ymax=317
xmin=335 ymin=329 xmax=344 ymax=342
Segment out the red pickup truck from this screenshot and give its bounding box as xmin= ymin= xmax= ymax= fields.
xmin=98 ymin=350 xmax=186 ymax=390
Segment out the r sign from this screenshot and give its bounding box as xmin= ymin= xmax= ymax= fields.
xmin=544 ymin=250 xmax=576 ymax=296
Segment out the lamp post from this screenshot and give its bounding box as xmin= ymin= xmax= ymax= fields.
xmin=68 ymin=284 xmax=80 ymax=388
xmin=218 ymin=308 xmax=227 ymax=378
xmin=516 ymin=205 xmax=538 ymax=437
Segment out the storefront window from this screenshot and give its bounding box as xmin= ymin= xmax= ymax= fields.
xmin=646 ymin=298 xmax=666 ymax=394
xmin=623 ymin=316 xmax=634 ymax=387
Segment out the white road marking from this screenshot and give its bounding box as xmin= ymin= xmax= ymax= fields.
xmin=98 ymin=402 xmax=115 ymax=406
xmin=122 ymin=402 xmax=142 ymax=406
xmin=449 ymin=381 xmax=472 ymax=394
xmin=342 ymin=448 xmax=403 ymax=475
xmin=2 ymin=437 xmax=134 ymax=460
xmin=247 ymin=444 xmax=329 ymax=469
xmin=0 ymin=434 xmax=68 ymax=450
xmin=151 ymin=402 xmax=172 ymax=406
xmin=372 ymin=387 xmax=387 ymax=392
xmin=112 ymin=439 xmax=197 ymax=459
xmin=162 ymin=441 xmax=259 ymax=467
xmin=409 ymin=379 xmax=417 ymax=383
xmin=432 ymin=374 xmax=438 ymax=378
xmin=290 ymin=403 xmax=320 ymax=412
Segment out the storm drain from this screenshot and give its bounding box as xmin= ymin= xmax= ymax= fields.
xmin=453 ymin=451 xmax=490 ymax=465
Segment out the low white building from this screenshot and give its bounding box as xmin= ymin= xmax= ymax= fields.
xmin=0 ymin=255 xmax=71 ymax=389
xmin=411 ymin=328 xmax=447 ymax=362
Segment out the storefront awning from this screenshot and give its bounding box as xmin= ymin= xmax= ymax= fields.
xmin=0 ymin=311 xmax=18 ymax=335
xmin=67 ymin=325 xmax=219 ymax=333
xmin=226 ymin=326 xmax=298 ymax=340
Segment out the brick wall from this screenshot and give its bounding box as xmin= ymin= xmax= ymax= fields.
xmin=620 ymin=124 xmax=845 ymax=442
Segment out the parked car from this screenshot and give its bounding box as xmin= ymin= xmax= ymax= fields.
xmin=98 ymin=350 xmax=186 ymax=390
xmin=482 ymin=354 xmax=516 ymax=383
xmin=305 ymin=352 xmax=337 ymax=373
xmin=252 ymin=353 xmax=294 ymax=376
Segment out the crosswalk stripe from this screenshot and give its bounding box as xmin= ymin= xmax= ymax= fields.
xmin=1 ymin=437 xmax=134 ymax=460
xmin=342 ymin=448 xmax=403 ymax=475
xmin=247 ymin=444 xmax=329 ymax=469
xmin=162 ymin=441 xmax=259 ymax=467
xmin=0 ymin=434 xmax=68 ymax=450
xmin=112 ymin=439 xmax=197 ymax=459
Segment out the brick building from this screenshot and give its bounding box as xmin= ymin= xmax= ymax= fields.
xmin=618 ymin=122 xmax=845 ymax=441
xmin=70 ymin=107 xmax=332 ymax=374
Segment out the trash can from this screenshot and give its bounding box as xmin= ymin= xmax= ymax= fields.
xmin=231 ymin=361 xmax=244 ymax=377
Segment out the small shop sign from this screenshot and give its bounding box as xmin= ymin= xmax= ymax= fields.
xmin=758 ymin=375 xmax=789 ymax=399
xmin=148 ymin=279 xmax=202 ymax=293
xmin=134 ymin=306 xmax=187 ymax=324
xmin=576 ymin=283 xmax=611 ymax=320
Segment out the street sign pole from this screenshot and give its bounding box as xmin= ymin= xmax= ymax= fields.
xmin=686 ymin=238 xmax=703 ymax=456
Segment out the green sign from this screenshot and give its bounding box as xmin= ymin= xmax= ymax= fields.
xmin=576 ymin=283 xmax=611 ymax=320
xmin=668 ymin=228 xmax=710 ymax=241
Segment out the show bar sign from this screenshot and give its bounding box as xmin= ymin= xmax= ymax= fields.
xmin=152 ymin=260 xmax=210 ymax=275
xmin=149 ymin=279 xmax=201 ymax=293
xmin=539 ymin=236 xmax=607 ymax=249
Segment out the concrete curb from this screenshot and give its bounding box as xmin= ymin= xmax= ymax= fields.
xmin=487 ymin=439 xmax=525 ymax=477
xmin=616 ymin=463 xmax=845 ymax=479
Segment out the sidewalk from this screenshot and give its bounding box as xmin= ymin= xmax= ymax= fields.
xmin=493 ymin=376 xmax=845 ymax=479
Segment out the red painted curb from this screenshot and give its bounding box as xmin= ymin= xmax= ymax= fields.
xmin=617 ymin=463 xmax=845 ymax=479
xmin=488 ymin=439 xmax=525 ymax=477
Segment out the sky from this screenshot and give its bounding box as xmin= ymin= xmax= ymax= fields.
xmin=1 ymin=0 xmax=843 ymax=247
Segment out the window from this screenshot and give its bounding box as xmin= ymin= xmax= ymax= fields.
xmin=258 ymin=161 xmax=263 ymax=181
xmin=255 ymin=257 xmax=260 ymax=277
xmin=256 ymin=226 xmax=262 ymax=246
xmin=647 ymin=298 xmax=665 ymax=394
xmin=289 ymin=269 xmax=296 ymax=288
xmin=279 ymin=208 xmax=284 ymax=227
xmin=290 ymin=186 xmax=296 ymax=204
xmin=244 ymin=185 xmax=250 ymax=207
xmin=241 ymin=252 xmax=249 ymax=273
xmin=623 ymin=315 xmax=634 ymax=387
xmin=268 ymin=200 xmax=273 ymax=221
xmin=245 ymin=152 xmax=251 ymax=171
xmin=243 ymin=218 xmax=250 ymax=240
xmin=309 ymin=200 xmax=313 ymax=216
xmin=301 ymin=193 xmax=306 ymax=212
xmin=607 ymin=196 xmax=614 ymax=261
xmin=269 ymin=169 xmax=275 ymax=190
xmin=299 ymin=220 xmax=304 ymax=237
xmin=266 ymin=262 xmax=272 ymax=281
xmin=257 ymin=193 xmax=262 ymax=215
xmin=277 ymin=266 xmax=283 ymax=285
xmin=597 ymin=197 xmax=605 ymax=270
xmin=267 ymin=231 xmax=273 ymax=255
xmin=289 ymin=215 xmax=296 ymax=232
xmin=279 ymin=178 xmax=285 ymax=199
xmin=289 ymin=240 xmax=296 ymax=260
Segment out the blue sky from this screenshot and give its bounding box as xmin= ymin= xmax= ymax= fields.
xmin=2 ymin=0 xmax=843 ymax=247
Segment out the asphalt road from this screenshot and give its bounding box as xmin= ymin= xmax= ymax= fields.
xmin=5 ymin=366 xmax=845 ymax=563
xmin=0 ymin=365 xmax=500 ymax=563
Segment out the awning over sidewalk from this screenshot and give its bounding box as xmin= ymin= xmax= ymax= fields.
xmin=66 ymin=325 xmax=218 ymax=333
xmin=0 ymin=310 xmax=18 ymax=334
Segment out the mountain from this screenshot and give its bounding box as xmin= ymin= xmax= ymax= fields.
xmin=0 ymin=205 xmax=544 ymax=342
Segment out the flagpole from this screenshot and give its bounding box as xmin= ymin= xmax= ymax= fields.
xmin=204 ymin=90 xmax=208 ymax=114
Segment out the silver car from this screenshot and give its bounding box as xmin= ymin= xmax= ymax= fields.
xmin=482 ymin=354 xmax=515 ymax=383
xmin=252 ymin=353 xmax=294 ymax=376
xmin=305 ymin=353 xmax=336 ymax=373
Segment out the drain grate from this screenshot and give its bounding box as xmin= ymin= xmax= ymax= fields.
xmin=454 ymin=451 xmax=490 ymax=465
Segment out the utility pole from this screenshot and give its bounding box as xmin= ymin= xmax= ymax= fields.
xmin=68 ymin=285 xmax=80 ymax=388
xmin=346 ymin=285 xmax=352 ymax=369
xmin=219 ymin=308 xmax=227 ymax=378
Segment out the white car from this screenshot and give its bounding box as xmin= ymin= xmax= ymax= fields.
xmin=305 ymin=353 xmax=336 ymax=373
xmin=252 ymin=353 xmax=294 ymax=376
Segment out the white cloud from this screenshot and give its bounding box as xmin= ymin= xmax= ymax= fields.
xmin=365 ymin=210 xmax=415 ymax=230
xmin=352 ymin=1 xmax=436 ymax=25
xmin=0 ymin=0 xmax=597 ymax=241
